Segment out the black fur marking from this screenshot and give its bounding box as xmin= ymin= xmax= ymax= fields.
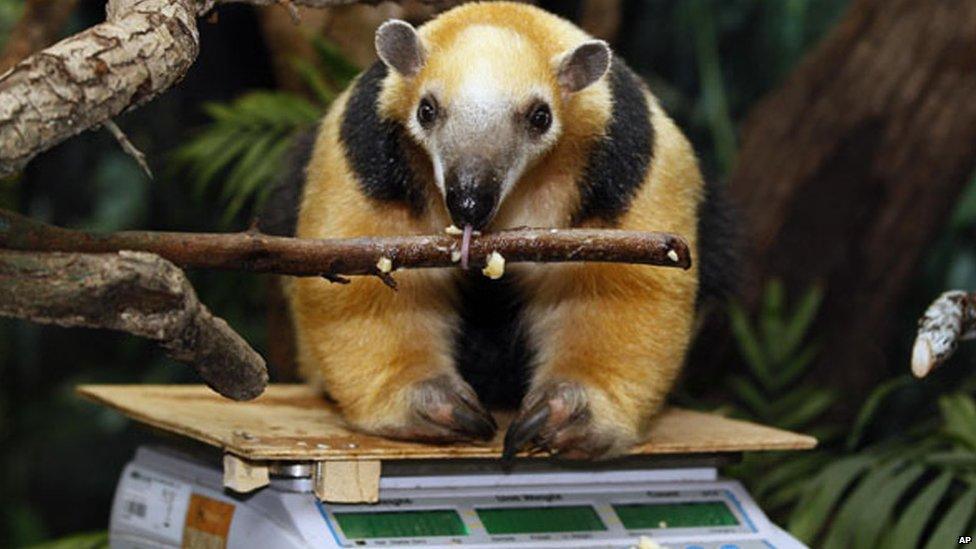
xmin=574 ymin=59 xmax=653 ymax=224
xmin=696 ymin=178 xmax=741 ymax=307
xmin=340 ymin=61 xmax=425 ymax=214
xmin=256 ymin=126 xmax=318 ymax=237
xmin=454 ymin=273 xmax=533 ymax=409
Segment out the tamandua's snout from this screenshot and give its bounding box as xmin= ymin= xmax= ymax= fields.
xmin=444 ymin=158 xmax=502 ymax=230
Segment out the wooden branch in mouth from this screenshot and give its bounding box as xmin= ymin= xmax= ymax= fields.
xmin=0 ymin=209 xmax=692 ymax=281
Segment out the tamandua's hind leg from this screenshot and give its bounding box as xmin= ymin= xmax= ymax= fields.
xmin=290 ymin=271 xmax=496 ymax=442
xmin=504 ymin=264 xmax=695 ymax=460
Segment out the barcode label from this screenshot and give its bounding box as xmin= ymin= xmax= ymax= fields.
xmin=125 ymin=499 xmax=147 ymax=518
xmin=114 ymin=466 xmax=191 ymax=543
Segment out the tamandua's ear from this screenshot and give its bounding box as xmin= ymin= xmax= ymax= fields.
xmin=375 ymin=19 xmax=427 ymax=77
xmin=554 ymin=40 xmax=612 ymax=93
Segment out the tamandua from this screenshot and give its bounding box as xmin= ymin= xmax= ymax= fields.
xmin=266 ymin=2 xmax=737 ymax=460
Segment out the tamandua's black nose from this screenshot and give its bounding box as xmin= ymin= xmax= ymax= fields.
xmin=444 ymin=164 xmax=501 ymax=230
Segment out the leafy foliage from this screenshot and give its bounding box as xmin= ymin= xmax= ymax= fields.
xmin=290 ymin=36 xmax=361 ymax=106
xmin=722 ymin=281 xmax=838 ymax=514
xmin=725 ymin=279 xmax=976 ymax=546
xmin=788 ymin=393 xmax=976 ymax=547
xmin=172 ymin=92 xmax=320 ymax=225
xmin=727 ymin=281 xmax=831 ymax=428
xmin=171 ymin=36 xmax=357 ymax=226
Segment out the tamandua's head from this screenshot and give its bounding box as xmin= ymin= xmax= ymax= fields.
xmin=375 ymin=18 xmax=611 ymax=230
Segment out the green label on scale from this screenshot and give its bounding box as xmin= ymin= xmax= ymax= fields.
xmin=476 ymin=505 xmax=607 ymax=534
xmin=613 ymin=501 xmax=739 ymax=529
xmin=333 ymin=509 xmax=467 ymax=539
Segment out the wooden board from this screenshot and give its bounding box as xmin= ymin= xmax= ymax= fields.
xmin=77 ymin=384 xmax=817 ymax=461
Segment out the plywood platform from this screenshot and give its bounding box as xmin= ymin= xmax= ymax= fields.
xmin=78 ymin=384 xmax=817 ymax=462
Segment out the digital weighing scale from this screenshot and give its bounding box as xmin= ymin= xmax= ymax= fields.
xmin=78 ymin=384 xmax=816 ymax=549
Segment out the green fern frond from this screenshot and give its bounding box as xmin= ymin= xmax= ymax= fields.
xmin=291 ymin=35 xmax=359 ymax=106
xmin=172 ymin=36 xmax=358 ymax=227
xmin=722 ymin=281 xmax=837 ymax=518
xmin=788 ymin=453 xmax=878 ymax=541
xmin=885 ymin=471 xmax=952 ymax=549
xmin=789 ymin=394 xmax=976 ymax=546
xmin=726 ymin=280 xmax=832 ymax=432
xmin=310 ymin=36 xmax=361 ymax=85
xmin=922 ymin=486 xmax=976 ymax=549
xmin=940 ymin=394 xmax=976 ymax=451
xmin=845 ymin=375 xmax=914 ymax=450
xmin=172 ymin=91 xmax=320 ymax=226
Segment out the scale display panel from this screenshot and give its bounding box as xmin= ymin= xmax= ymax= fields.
xmin=316 ymin=486 xmax=769 ymax=547
xmin=476 ymin=505 xmax=606 ymax=534
xmin=613 ymin=501 xmax=739 ymax=529
xmin=332 ymin=509 xmax=467 ymax=539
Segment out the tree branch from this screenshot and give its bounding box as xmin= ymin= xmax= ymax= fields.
xmin=0 ymin=0 xmax=453 ymax=177
xmin=0 ymin=250 xmax=268 ymax=400
xmin=911 ymin=291 xmax=976 ymax=378
xmin=0 ymin=209 xmax=691 ymax=280
xmin=0 ymin=0 xmax=199 ymax=177
xmin=103 ymin=119 xmax=153 ymax=178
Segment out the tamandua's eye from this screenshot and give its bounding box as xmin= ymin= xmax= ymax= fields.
xmin=528 ymin=103 xmax=552 ymax=133
xmin=417 ymin=97 xmax=438 ymax=128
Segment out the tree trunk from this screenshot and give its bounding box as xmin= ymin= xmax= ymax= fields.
xmin=727 ymin=0 xmax=976 ymax=400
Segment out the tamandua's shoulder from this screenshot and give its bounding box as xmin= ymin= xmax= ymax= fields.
xmin=573 ymin=58 xmax=656 ymax=225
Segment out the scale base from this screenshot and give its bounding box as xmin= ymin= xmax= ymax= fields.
xmin=109 ymin=445 xmax=807 ymax=549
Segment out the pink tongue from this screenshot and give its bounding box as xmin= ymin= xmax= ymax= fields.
xmin=460 ymin=224 xmax=473 ymax=270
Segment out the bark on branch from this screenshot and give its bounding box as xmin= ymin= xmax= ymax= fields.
xmin=0 ymin=0 xmax=198 ymax=177
xmin=911 ymin=291 xmax=976 ymax=379
xmin=0 ymin=209 xmax=692 ymax=281
xmin=0 ymin=0 xmax=452 ymax=177
xmin=0 ymin=250 xmax=268 ymax=400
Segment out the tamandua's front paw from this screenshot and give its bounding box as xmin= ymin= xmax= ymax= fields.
xmin=358 ymin=374 xmax=497 ymax=444
xmin=502 ymin=380 xmax=639 ymax=461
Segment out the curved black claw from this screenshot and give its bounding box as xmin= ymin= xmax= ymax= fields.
xmin=502 ymin=381 xmax=618 ymax=462
xmin=448 ymin=391 xmax=498 ymax=441
xmin=411 ymin=375 xmax=497 ymax=442
xmin=502 ymin=398 xmax=551 ymax=462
